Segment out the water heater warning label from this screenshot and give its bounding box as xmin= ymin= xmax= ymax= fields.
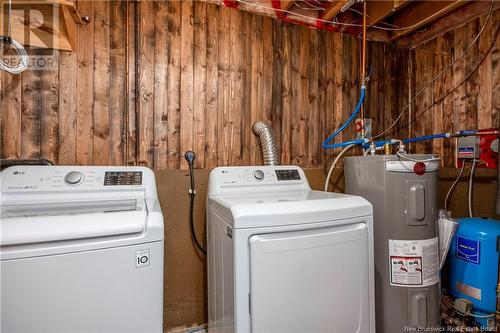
xmin=388 ymin=238 xmax=439 ymax=287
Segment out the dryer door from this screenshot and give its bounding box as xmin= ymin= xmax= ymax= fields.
xmin=249 ymin=222 xmax=370 ymax=333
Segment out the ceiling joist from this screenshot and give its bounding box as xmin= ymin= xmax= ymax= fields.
xmin=366 ymin=0 xmax=410 ymax=27
xmin=397 ymin=0 xmax=500 ymax=48
xmin=321 ymin=0 xmax=351 ymax=21
xmin=390 ymin=0 xmax=470 ymax=41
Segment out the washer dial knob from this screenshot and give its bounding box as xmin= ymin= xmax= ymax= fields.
xmin=253 ymin=169 xmax=265 ymax=180
xmin=65 ymin=171 xmax=83 ymax=185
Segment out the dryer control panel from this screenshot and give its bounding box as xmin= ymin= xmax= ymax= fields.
xmin=207 ymin=166 xmax=310 ymax=196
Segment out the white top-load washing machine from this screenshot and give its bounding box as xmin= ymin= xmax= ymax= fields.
xmin=0 ymin=166 xmax=164 ymax=333
xmin=207 ymin=166 xmax=375 ymax=333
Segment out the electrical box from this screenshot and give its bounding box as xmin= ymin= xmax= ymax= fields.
xmin=456 ymin=128 xmax=499 ymax=169
xmin=457 ymin=136 xmax=479 ymax=159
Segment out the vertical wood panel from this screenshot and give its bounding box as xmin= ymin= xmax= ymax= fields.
xmin=442 ymin=32 xmax=454 ymax=167
xmin=20 ymin=67 xmax=42 ymax=159
xmin=453 ymin=26 xmax=467 ymax=132
xmin=93 ymin=1 xmax=110 ymax=165
xmin=204 ymin=3 xmax=219 ymax=169
xmin=432 ymin=36 xmax=444 ymax=158
xmin=193 ymin=2 xmax=207 ymax=169
xmin=465 ymin=20 xmax=479 ymax=131
xmin=280 ymin=24 xmax=292 ymax=165
xmin=271 ymin=20 xmax=283 ymax=160
xmin=1 ymin=75 xmax=22 ymax=159
xmin=240 ymin=12 xmax=252 ymax=166
xmin=75 ymin=0 xmax=94 ymax=165
xmin=308 ymin=30 xmax=319 ymax=167
xmin=137 ymin=0 xmax=155 ymax=166
xmin=153 ymin=1 xmax=169 ymax=169
xmin=58 ymin=51 xmax=77 ymax=164
xmin=249 ymin=14 xmax=263 ymax=165
xmin=228 ymin=9 xmax=243 ymax=166
xmin=126 ymin=0 xmax=137 ymax=166
xmin=109 ymin=1 xmax=126 ymax=165
xmin=167 ymin=1 xmax=182 ymax=169
xmin=216 ymin=6 xmax=231 ymax=166
xmin=478 ymin=14 xmax=493 ymax=129
xmin=179 ymin=0 xmax=194 ymax=170
xmin=290 ymin=25 xmax=300 ymax=165
xmin=40 ymin=50 xmax=60 ymax=163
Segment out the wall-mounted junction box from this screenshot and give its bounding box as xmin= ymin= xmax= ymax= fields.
xmin=456 ymin=129 xmax=498 ymax=169
xmin=457 ymin=136 xmax=479 ymax=159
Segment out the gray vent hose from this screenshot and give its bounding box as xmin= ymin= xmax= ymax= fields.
xmin=253 ymin=121 xmax=280 ymax=166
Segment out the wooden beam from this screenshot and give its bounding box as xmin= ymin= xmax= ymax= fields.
xmin=390 ymin=0 xmax=470 ymax=41
xmin=321 ymin=0 xmax=350 ymax=20
xmin=281 ymin=0 xmax=295 ymax=11
xmin=366 ymin=0 xmax=410 ymax=27
xmin=397 ymin=0 xmax=500 ymax=48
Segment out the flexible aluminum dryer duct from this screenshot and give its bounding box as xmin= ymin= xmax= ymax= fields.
xmin=253 ymin=121 xmax=280 ymax=166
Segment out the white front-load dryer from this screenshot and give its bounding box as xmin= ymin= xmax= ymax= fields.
xmin=207 ymin=166 xmax=375 ymax=333
xmin=0 ymin=166 xmax=164 ymax=333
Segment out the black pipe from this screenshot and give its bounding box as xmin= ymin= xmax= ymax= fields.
xmin=0 ymin=159 xmax=54 ymax=170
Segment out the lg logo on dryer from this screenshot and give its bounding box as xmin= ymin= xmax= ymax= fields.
xmin=136 ymin=249 xmax=150 ymax=268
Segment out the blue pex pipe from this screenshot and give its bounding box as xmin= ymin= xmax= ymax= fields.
xmin=402 ymin=133 xmax=448 ymax=143
xmin=322 ymin=86 xmax=366 ymax=149
xmin=363 ymin=133 xmax=450 ymax=150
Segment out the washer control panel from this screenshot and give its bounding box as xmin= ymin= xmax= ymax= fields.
xmin=104 ymin=171 xmax=142 ymax=186
xmin=1 ymin=166 xmax=150 ymax=192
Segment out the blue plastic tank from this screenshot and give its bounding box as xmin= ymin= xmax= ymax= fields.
xmin=448 ymin=217 xmax=500 ymax=316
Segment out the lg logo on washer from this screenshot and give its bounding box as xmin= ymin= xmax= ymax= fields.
xmin=136 ymin=249 xmax=150 ymax=268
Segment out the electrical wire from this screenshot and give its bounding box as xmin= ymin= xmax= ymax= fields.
xmin=324 ymin=144 xmax=356 ymax=192
xmin=396 ymin=151 xmax=441 ymax=163
xmin=468 ymin=158 xmax=477 ymax=218
xmin=371 ymin=0 xmax=496 ymax=140
xmin=444 ymin=161 xmax=466 ymax=211
xmin=234 ymin=0 xmax=438 ymax=32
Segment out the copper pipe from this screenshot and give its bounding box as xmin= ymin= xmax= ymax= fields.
xmin=360 ymin=0 xmax=367 ymax=138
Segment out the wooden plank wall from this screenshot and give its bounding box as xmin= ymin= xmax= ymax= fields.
xmin=404 ymin=9 xmax=500 ymax=167
xmin=0 ymin=0 xmax=401 ymax=170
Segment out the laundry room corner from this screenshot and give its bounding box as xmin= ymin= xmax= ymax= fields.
xmin=2 ymin=0 xmax=500 ymax=332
